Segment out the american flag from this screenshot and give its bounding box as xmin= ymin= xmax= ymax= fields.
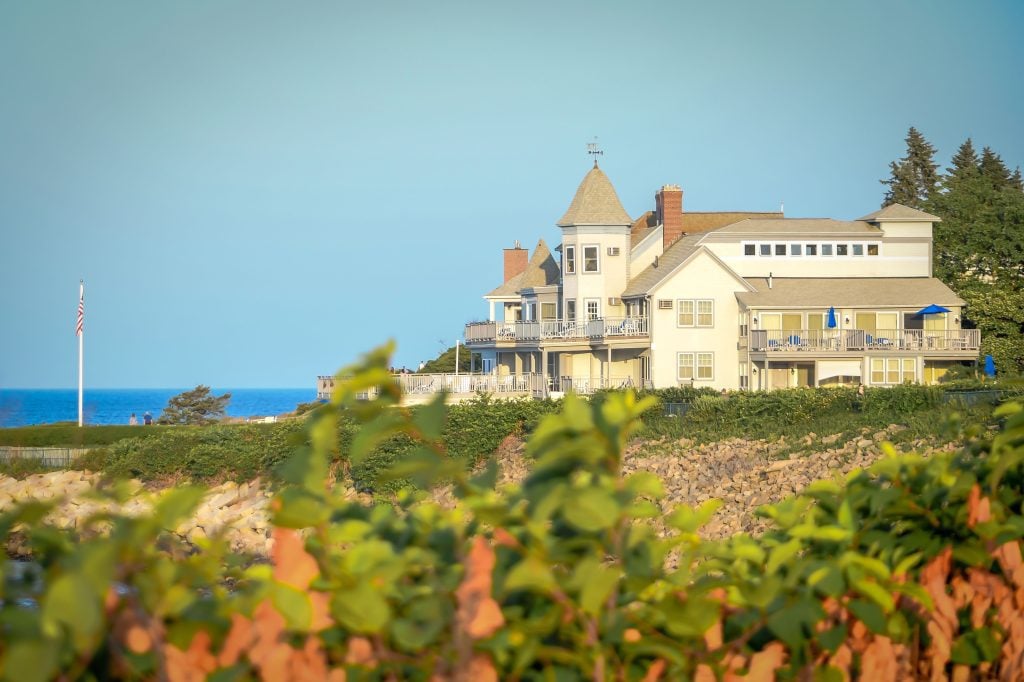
xmin=76 ymin=284 xmax=84 ymax=336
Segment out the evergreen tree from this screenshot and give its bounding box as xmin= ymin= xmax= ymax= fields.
xmin=1010 ymin=167 xmax=1023 ymax=191
xmin=980 ymin=146 xmax=1013 ymax=190
xmin=881 ymin=126 xmax=940 ymax=208
xmin=922 ymin=136 xmax=1024 ymax=374
xmin=157 ymin=385 xmax=231 ymax=425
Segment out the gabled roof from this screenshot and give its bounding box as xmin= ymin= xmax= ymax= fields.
xmin=621 ymin=234 xmax=705 ymax=297
xmin=736 ymin=277 xmax=964 ymax=308
xmin=557 ymin=164 xmax=632 ymax=226
xmin=485 ymin=239 xmax=560 ymax=297
xmin=857 ymin=204 xmax=942 ymax=222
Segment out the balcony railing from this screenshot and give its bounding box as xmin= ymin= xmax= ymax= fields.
xmin=750 ymin=328 xmax=981 ymax=353
xmin=317 ymin=372 xmax=548 ymax=401
xmin=464 ymin=317 xmax=649 ymax=344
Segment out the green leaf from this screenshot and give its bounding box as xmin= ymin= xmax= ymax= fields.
xmin=848 ymin=599 xmax=887 ymax=634
xmin=272 ymin=488 xmax=329 ymax=528
xmin=272 ymin=583 xmax=313 ymax=630
xmin=331 ymin=585 xmax=391 ymax=634
xmin=504 ymin=556 xmax=557 ymax=594
xmin=807 ymin=564 xmax=846 ymax=597
xmin=41 ymin=572 xmax=102 ymax=651
xmin=837 ymin=499 xmax=854 ymax=531
xmin=412 ymin=392 xmax=447 ymax=441
xmin=563 ymin=488 xmax=620 ymax=532
xmin=816 ymin=624 xmax=848 ymax=653
xmin=579 ymin=564 xmax=620 ymax=616
xmin=667 ymin=499 xmax=722 ymax=534
xmin=625 ymin=472 xmax=665 ymax=499
xmin=153 ymin=486 xmax=205 ymax=529
xmin=1 ymin=640 xmax=59 ymax=682
xmin=766 ymin=538 xmax=803 ymax=576
xmin=766 ymin=597 xmax=824 ymax=649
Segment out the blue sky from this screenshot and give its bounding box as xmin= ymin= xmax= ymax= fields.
xmin=1 ymin=1 xmax=1022 ymax=388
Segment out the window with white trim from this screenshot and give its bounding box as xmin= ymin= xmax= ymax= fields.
xmin=677 ymin=299 xmax=713 ymax=327
xmin=696 ymin=300 xmax=714 ymax=326
xmin=744 ymin=243 xmax=756 ymax=256
xmin=852 ymin=244 xmax=864 ymax=256
xmin=836 ymin=244 xmax=849 ymax=256
xmin=806 ymin=243 xmax=817 ymax=255
xmin=585 ymin=298 xmax=600 ymax=320
xmin=790 ymin=243 xmax=802 ymax=256
xmin=759 ymin=244 xmax=771 ymax=256
xmin=541 ymin=302 xmax=557 ymax=320
xmin=677 ymin=352 xmax=714 ymax=381
xmin=564 ymin=245 xmax=576 ymax=274
xmin=696 ymin=353 xmax=714 ymax=380
xmin=677 ymin=300 xmax=694 ymax=326
xmin=821 ymin=243 xmax=834 ymax=256
xmin=774 ymin=243 xmax=786 ymax=256
xmin=583 ymin=245 xmax=599 ymax=273
xmin=871 ymin=357 xmax=916 ymax=385
xmin=565 ymin=300 xmax=576 ymax=322
xmin=677 ymin=353 xmax=694 ymax=381
xmin=867 ymin=243 xmax=879 ymax=256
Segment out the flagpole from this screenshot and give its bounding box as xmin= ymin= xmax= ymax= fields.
xmin=78 ymin=280 xmax=84 ymax=428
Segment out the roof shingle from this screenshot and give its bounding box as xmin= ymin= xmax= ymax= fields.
xmin=557 ymin=165 xmax=632 ymax=226
xmin=736 ymin=277 xmax=964 ymax=308
xmin=486 ymin=239 xmax=560 ymax=297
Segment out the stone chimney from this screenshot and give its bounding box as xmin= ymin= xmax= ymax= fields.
xmin=657 ymin=185 xmax=684 ymax=249
xmin=503 ymin=240 xmax=528 ymax=283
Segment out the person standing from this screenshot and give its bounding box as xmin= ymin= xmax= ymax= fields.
xmin=143 ymin=411 xmax=153 ymax=425
xmin=129 ymin=413 xmax=138 ymax=426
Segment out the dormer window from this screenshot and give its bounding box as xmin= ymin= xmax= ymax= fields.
xmin=564 ymin=246 xmax=576 ymax=274
xmin=583 ymin=245 xmax=599 ymax=273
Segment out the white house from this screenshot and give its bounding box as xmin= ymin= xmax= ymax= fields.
xmin=463 ymin=163 xmax=979 ymax=393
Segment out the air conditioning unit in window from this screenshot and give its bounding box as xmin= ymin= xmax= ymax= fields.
xmin=607 ymin=297 xmax=621 ymax=306
xmin=657 ymin=299 xmax=673 ymax=310
xmin=607 ymin=246 xmax=620 ymax=256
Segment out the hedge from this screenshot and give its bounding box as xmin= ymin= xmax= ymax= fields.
xmin=2 ymin=344 xmax=1024 ymax=680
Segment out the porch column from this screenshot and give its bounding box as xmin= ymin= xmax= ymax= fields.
xmin=489 ymin=300 xmax=496 ymax=322
xmin=541 ymin=348 xmax=549 ymax=396
xmin=607 ymin=347 xmax=612 ymax=387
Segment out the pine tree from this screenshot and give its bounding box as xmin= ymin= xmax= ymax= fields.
xmin=944 ymin=138 xmax=980 ymax=187
xmin=157 ymin=385 xmax=231 ymax=425
xmin=1011 ymin=167 xmax=1023 ymax=192
xmin=980 ymin=146 xmax=1013 ymax=190
xmin=881 ymin=126 xmax=940 ymax=208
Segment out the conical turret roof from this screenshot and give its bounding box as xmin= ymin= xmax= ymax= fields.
xmin=557 ymin=164 xmax=632 ymax=227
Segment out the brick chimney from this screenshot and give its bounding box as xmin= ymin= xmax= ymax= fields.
xmin=657 ymin=185 xmax=684 ymax=249
xmin=503 ymin=240 xmax=528 ymax=283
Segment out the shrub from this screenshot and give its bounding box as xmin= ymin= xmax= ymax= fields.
xmin=3 ymin=344 xmax=1024 ymax=679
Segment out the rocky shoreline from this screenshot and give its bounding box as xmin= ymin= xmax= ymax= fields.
xmin=1 ymin=426 xmax=957 ymax=556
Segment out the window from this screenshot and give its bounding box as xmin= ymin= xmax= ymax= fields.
xmin=739 ymin=313 xmax=749 ymax=337
xmin=566 ymin=300 xmax=576 ymax=322
xmin=867 ymin=243 xmax=879 ymax=256
xmin=739 ymin=362 xmax=749 ymax=390
xmin=852 ymin=244 xmax=864 ymax=256
xmin=744 ymin=244 xmax=756 ymax=256
xmin=583 ymin=245 xmax=599 ymax=272
xmin=564 ymin=246 xmax=576 ymax=274
xmin=677 ymin=300 xmax=694 ymax=326
xmin=806 ymin=244 xmax=818 ymax=256
xmin=527 ymin=303 xmax=536 ymax=321
xmin=696 ymin=353 xmax=714 ymax=380
xmin=836 ymin=244 xmax=849 ymax=256
xmin=541 ymin=302 xmax=557 ymax=320
xmin=821 ymin=244 xmax=834 ymax=256
xmin=775 ymin=244 xmax=786 ymax=256
xmin=872 ymin=358 xmax=917 ymax=385
xmin=677 ymin=353 xmax=694 ymax=381
xmin=759 ymin=244 xmax=771 ymax=256
xmin=697 ymin=300 xmax=714 ymax=327
xmin=790 ymin=244 xmax=802 ymax=256
xmin=585 ymin=298 xmax=600 ymax=320
xmin=807 ymin=313 xmax=825 ymax=330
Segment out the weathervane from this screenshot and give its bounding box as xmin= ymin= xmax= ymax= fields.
xmin=587 ymin=137 xmax=603 ymax=167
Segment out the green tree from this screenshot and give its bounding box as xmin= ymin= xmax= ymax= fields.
xmin=157 ymin=385 xmax=231 ymax=425
xmin=417 ymin=344 xmax=472 ymax=374
xmin=922 ymin=136 xmax=1024 ymax=374
xmin=881 ymin=126 xmax=940 ymax=208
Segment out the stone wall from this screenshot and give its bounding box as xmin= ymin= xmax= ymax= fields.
xmin=1 ymin=427 xmax=956 ymax=556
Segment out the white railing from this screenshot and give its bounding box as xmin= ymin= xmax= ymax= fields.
xmin=464 ymin=316 xmax=649 ymax=344
xmin=749 ymin=328 xmax=981 ymax=353
xmin=550 ymin=375 xmax=637 ymax=394
xmin=318 ymin=373 xmax=548 ymax=400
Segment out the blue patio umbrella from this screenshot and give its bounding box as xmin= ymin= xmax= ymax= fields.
xmin=915 ymin=304 xmax=951 ymax=316
xmin=984 ymin=354 xmax=996 ymax=377
xmin=826 ymin=306 xmax=838 ymax=328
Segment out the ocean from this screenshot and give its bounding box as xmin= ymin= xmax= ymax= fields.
xmin=0 ymin=388 xmax=315 ymax=428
